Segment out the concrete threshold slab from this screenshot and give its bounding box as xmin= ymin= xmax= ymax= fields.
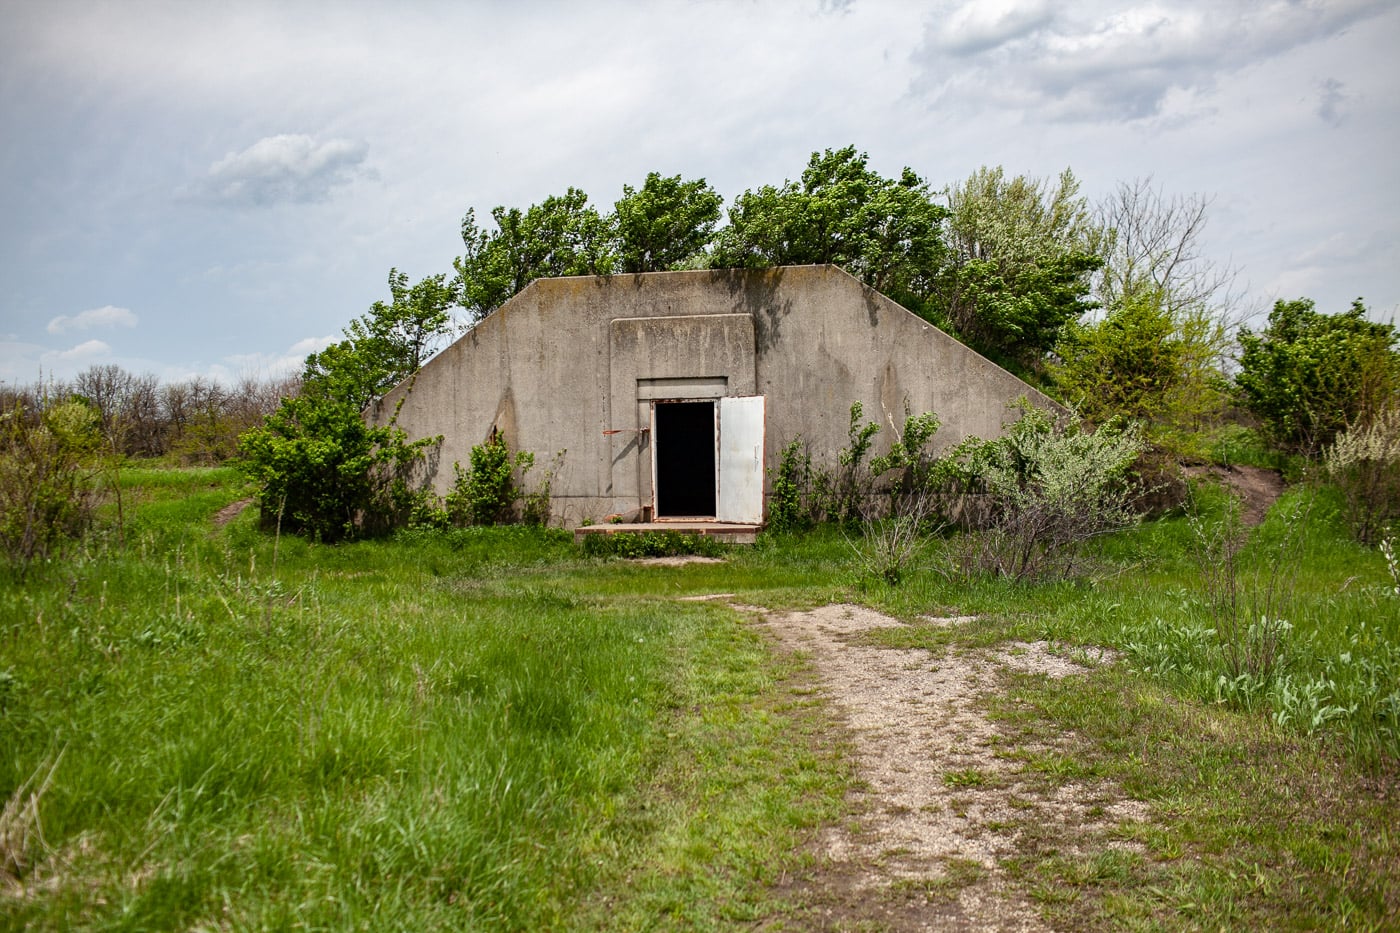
xmin=573 ymin=521 xmax=761 ymax=545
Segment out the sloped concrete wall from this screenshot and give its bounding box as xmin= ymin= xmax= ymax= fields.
xmin=370 ymin=265 xmax=1055 ymax=526
xmin=750 ymin=266 xmax=1054 ymax=456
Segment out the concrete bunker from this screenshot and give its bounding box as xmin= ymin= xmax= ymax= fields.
xmin=370 ymin=265 xmax=1056 ymax=530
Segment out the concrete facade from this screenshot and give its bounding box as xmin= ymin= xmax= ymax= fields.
xmin=370 ymin=264 xmax=1055 ymax=527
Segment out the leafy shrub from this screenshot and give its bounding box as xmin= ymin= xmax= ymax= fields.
xmin=580 ymin=530 xmax=726 ymax=559
xmin=772 ymin=403 xmax=944 ymax=531
xmin=815 ymin=402 xmax=881 ymax=526
xmin=767 ymin=438 xmax=814 ymax=534
xmin=1324 ymin=405 xmax=1400 ymax=545
xmin=869 ymin=408 xmax=941 ymax=518
xmin=947 ymin=403 xmax=1145 ymax=580
xmin=444 ymin=429 xmax=535 ymax=526
xmin=1236 ymin=298 xmax=1399 ymax=455
xmin=237 ymin=396 xmax=435 ymax=542
xmin=0 ymin=399 xmax=106 ymax=572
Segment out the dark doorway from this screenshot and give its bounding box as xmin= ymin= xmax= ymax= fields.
xmin=654 ymin=401 xmax=716 ymax=517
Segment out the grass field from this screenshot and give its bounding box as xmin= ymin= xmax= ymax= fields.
xmin=1 ymin=466 xmax=1396 ymax=930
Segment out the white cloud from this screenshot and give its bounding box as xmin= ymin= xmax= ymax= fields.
xmin=911 ymin=0 xmax=1391 ymax=123
xmin=288 ymin=335 xmax=337 ymax=356
xmin=196 ymin=134 xmax=371 ymax=207
xmin=927 ymin=0 xmax=1053 ymax=56
xmin=43 ymin=339 xmax=111 ymax=363
xmin=46 ymin=305 xmax=138 ymax=334
xmin=217 ymin=334 xmax=337 ymax=381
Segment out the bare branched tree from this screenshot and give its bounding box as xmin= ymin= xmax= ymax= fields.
xmin=1094 ymin=177 xmax=1245 ymax=329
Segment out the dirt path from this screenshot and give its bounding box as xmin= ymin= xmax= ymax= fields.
xmin=732 ymin=602 xmax=1146 ymax=931
xmin=212 ymin=497 xmax=254 ymax=527
xmin=1182 ymin=464 xmax=1286 ymax=526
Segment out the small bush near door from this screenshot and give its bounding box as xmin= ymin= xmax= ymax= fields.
xmin=767 ymin=438 xmax=815 ymax=533
xmin=580 ymin=531 xmax=726 ymax=559
xmin=445 ymin=429 xmax=535 ymax=525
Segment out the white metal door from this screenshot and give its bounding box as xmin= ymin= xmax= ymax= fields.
xmin=717 ymin=395 xmax=765 ymax=524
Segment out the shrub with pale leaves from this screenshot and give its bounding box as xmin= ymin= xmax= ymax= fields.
xmin=1324 ymin=405 xmax=1400 ymax=545
xmin=950 ymin=402 xmax=1145 ymax=580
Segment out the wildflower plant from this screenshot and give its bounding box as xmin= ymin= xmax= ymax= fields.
xmin=1381 ymin=536 xmax=1400 ymax=599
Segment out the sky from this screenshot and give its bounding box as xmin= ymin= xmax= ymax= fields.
xmin=2 ymin=0 xmax=1398 ymax=386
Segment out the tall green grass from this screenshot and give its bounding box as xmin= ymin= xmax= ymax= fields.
xmin=850 ymin=481 xmax=1399 ymax=764
xmin=3 ymin=465 xmax=1396 ymax=930
xmin=0 ymin=469 xmax=844 ymax=929
xmin=1104 ymin=486 xmax=1400 ymax=764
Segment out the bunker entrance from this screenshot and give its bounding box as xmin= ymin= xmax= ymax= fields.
xmin=653 ymin=400 xmax=716 ymax=517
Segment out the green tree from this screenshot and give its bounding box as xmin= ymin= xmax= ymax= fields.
xmin=1236 ymin=298 xmax=1400 ymax=455
xmin=454 ymin=188 xmax=616 ymax=320
xmin=711 ymin=146 xmax=948 ymax=310
xmin=1055 ymin=289 xmax=1184 ymax=423
xmin=614 ymin=172 xmax=723 ymax=272
xmin=934 ymin=166 xmax=1101 ymax=368
xmin=357 ymin=269 xmax=457 ymax=377
xmin=305 ymin=268 xmax=457 ymax=409
xmin=239 ymin=272 xmax=451 ymax=540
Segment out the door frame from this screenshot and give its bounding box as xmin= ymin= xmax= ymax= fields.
xmin=647 ymin=394 xmax=766 ymax=524
xmin=649 ymin=398 xmax=719 ymax=520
